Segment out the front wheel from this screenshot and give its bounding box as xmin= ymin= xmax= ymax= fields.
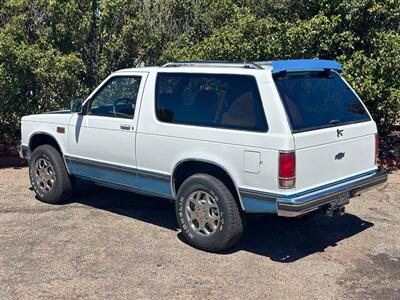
xmin=29 ymin=145 xmax=74 ymax=204
xmin=176 ymin=173 xmax=245 ymax=252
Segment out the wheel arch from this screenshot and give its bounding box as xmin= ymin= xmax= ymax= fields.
xmin=28 ymin=132 xmax=71 ymax=174
xmin=29 ymin=132 xmax=62 ymax=153
xmin=171 ymin=159 xmax=245 ymax=211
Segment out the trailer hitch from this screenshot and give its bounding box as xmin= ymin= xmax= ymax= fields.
xmin=324 ymin=205 xmax=346 ymax=217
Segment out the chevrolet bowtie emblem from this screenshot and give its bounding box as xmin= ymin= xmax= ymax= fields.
xmin=335 ymin=152 xmax=345 ymax=160
xmin=337 ymin=129 xmax=344 ymax=137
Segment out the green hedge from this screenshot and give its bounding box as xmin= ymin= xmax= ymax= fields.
xmin=1 ymin=0 xmax=399 ymax=145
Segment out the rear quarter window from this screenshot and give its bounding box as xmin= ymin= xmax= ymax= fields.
xmin=155 ymin=73 xmax=268 ymax=132
xmin=274 ymin=71 xmax=371 ymax=132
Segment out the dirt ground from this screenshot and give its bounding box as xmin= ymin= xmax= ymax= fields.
xmin=0 ymin=165 xmax=399 ymax=299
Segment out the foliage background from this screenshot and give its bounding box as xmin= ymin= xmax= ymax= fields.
xmin=0 ymin=0 xmax=399 ymax=146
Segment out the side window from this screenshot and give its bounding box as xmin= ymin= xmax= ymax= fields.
xmin=89 ymin=76 xmax=142 ymax=119
xmin=155 ymin=73 xmax=268 ymax=132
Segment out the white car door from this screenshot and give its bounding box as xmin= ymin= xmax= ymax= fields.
xmin=66 ymin=73 xmax=148 ymax=186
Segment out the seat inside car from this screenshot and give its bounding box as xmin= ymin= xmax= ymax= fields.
xmin=221 ymin=91 xmax=257 ymax=128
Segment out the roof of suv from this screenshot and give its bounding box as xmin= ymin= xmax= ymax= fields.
xmin=115 ymin=59 xmax=343 ymax=75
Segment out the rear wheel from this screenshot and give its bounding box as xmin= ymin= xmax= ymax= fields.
xmin=176 ymin=173 xmax=244 ymax=252
xmin=29 ymin=145 xmax=74 ymax=204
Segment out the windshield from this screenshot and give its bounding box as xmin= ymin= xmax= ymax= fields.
xmin=274 ymin=71 xmax=371 ymax=133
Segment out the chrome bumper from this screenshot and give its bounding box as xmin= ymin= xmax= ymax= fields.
xmin=277 ymin=170 xmax=388 ymax=217
xmin=17 ymin=143 xmax=30 ymax=160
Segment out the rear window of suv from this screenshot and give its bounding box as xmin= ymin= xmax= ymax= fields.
xmin=274 ymin=71 xmax=371 ymax=133
xmin=155 ymin=73 xmax=268 ymax=132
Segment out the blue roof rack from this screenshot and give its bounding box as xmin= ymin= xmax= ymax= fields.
xmin=270 ymin=59 xmax=343 ymax=74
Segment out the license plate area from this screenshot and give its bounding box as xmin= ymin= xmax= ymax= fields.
xmin=329 ymin=191 xmax=350 ymax=208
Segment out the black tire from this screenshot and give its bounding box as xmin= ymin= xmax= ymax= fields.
xmin=29 ymin=144 xmax=74 ymax=204
xmin=176 ymin=173 xmax=245 ymax=252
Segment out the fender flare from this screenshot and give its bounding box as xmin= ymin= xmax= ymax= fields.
xmin=170 ymin=158 xmax=245 ymax=210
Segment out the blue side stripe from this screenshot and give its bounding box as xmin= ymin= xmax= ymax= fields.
xmin=66 ymin=155 xmax=376 ymax=213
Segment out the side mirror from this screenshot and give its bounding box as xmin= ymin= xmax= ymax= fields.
xmin=70 ymin=99 xmax=84 ymax=113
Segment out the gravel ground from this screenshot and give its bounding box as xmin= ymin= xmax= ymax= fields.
xmin=0 ymin=166 xmax=399 ymax=299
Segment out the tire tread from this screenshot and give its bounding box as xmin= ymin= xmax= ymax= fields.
xmin=176 ymin=173 xmax=244 ymax=252
xmin=29 ymin=144 xmax=74 ymax=204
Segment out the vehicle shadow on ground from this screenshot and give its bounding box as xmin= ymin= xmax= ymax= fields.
xmin=0 ymin=155 xmax=27 ymax=169
xmin=73 ymin=184 xmax=374 ymax=263
xmin=74 ymin=183 xmax=178 ymax=231
xmin=227 ymin=213 xmax=373 ymax=262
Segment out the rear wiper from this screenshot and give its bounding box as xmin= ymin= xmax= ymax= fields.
xmin=329 ymin=119 xmax=340 ymax=125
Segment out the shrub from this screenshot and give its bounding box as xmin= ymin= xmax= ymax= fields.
xmin=0 ymin=0 xmax=398 ymax=147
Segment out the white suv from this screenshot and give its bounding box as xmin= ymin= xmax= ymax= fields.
xmin=18 ymin=60 xmax=387 ymax=251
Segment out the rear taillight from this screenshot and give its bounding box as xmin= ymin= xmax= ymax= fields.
xmin=279 ymin=151 xmax=296 ymax=189
xmin=375 ymin=134 xmax=379 ymax=165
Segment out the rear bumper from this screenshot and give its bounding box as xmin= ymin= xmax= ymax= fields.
xmin=277 ymin=170 xmax=388 ymax=217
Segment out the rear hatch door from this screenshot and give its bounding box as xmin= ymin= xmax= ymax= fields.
xmin=274 ymin=70 xmax=377 ymax=192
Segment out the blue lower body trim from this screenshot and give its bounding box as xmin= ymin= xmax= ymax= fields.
xmin=241 ymin=197 xmax=277 ymax=213
xmin=66 ymin=158 xmax=173 ymax=199
xmin=132 ymin=174 xmax=173 ymax=198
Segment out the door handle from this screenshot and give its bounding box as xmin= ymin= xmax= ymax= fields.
xmin=120 ymin=124 xmax=132 ymax=130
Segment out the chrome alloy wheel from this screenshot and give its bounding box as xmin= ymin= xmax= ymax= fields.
xmin=185 ymin=190 xmax=221 ymax=236
xmin=34 ymin=157 xmax=56 ymax=193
